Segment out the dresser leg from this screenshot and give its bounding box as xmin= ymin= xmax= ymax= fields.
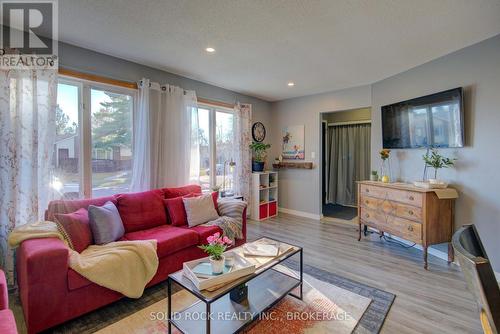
xmin=448 ymin=243 xmax=454 ymax=263
xmin=423 ymin=245 xmax=428 ymax=270
xmin=358 ymin=223 xmax=362 ymax=241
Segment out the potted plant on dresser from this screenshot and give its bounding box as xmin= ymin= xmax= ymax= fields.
xmin=423 ymin=148 xmax=456 ymax=186
xmin=249 ymin=142 xmax=271 ymax=172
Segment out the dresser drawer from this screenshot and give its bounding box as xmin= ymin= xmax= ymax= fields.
xmin=360 ymin=195 xmax=422 ymax=223
xmin=360 ymin=184 xmax=423 ymax=207
xmin=360 ymin=207 xmax=422 ymax=243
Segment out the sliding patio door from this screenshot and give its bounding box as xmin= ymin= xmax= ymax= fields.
xmin=326 ymin=123 xmax=370 ymax=206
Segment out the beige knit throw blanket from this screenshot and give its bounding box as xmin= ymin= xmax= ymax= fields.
xmin=8 ymin=221 xmax=158 ymax=298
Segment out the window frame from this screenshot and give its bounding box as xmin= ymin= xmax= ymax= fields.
xmin=57 ymin=75 xmax=137 ymax=198
xmin=197 ymin=103 xmax=235 ymax=191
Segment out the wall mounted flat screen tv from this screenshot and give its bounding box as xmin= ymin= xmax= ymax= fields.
xmin=381 ymin=87 xmax=464 ymax=148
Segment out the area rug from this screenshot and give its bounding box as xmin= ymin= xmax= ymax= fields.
xmin=96 ymin=268 xmax=371 ymax=334
xmin=14 ymin=262 xmax=394 ymax=334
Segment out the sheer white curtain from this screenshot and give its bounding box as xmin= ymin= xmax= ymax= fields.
xmin=233 ymin=103 xmax=252 ymax=205
xmin=131 ymin=79 xmax=199 ymax=190
xmin=0 ymin=69 xmax=57 ymax=283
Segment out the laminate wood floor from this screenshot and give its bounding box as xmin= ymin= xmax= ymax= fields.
xmin=247 ymin=213 xmax=482 ymax=334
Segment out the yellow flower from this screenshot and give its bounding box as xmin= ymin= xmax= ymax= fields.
xmin=380 ymin=149 xmax=391 ymax=160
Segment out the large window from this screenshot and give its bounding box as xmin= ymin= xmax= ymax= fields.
xmin=197 ymin=105 xmax=235 ymax=192
xmin=53 ymin=77 xmax=135 ymax=199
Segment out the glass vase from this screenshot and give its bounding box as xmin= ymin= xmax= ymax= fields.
xmin=379 ymin=159 xmax=392 ymax=183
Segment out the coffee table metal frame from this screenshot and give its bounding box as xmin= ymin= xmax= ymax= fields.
xmin=167 ymin=237 xmax=303 ymax=334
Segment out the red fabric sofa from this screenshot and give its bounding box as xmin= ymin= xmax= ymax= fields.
xmin=16 ymin=185 xmax=246 ymax=334
xmin=0 ymin=270 xmax=18 ymax=334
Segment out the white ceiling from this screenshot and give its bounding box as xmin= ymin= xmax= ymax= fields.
xmin=59 ymin=0 xmax=500 ymax=101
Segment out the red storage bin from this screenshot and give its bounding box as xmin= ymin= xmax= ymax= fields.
xmin=269 ymin=201 xmax=277 ymax=217
xmin=259 ymin=203 xmax=268 ymax=220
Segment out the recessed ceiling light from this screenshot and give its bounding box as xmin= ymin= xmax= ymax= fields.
xmin=205 ymin=47 xmax=215 ymax=53
xmin=287 ymin=82 xmax=295 ymax=87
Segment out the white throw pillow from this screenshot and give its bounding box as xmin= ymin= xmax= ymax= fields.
xmin=183 ymin=194 xmax=220 ymax=227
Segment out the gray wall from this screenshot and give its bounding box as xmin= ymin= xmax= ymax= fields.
xmin=371 ymin=34 xmax=500 ymax=271
xmin=269 ymin=86 xmax=371 ymax=215
xmin=58 ymin=42 xmax=272 ymax=136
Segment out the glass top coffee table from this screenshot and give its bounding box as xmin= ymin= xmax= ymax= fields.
xmin=167 ymin=237 xmax=303 ymax=334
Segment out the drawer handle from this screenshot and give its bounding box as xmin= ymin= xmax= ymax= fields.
xmin=408 ymin=225 xmax=414 ymax=232
xmin=365 ymin=200 xmax=369 ymax=205
xmin=408 ymin=196 xmax=414 ymax=201
xmin=365 ymin=189 xmax=370 ymax=193
xmin=408 ymin=210 xmax=414 ymax=215
xmin=365 ymin=213 xmax=370 ymax=218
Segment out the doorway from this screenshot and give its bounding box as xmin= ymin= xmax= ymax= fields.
xmin=321 ymin=108 xmax=371 ymax=220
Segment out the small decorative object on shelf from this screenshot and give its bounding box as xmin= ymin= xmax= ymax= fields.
xmin=422 ymin=148 xmax=456 ymax=183
xmin=230 ymin=283 xmax=248 ymax=303
xmin=249 ymin=142 xmax=271 ymax=172
xmin=379 ymin=149 xmax=392 ymax=183
xmin=370 ymin=170 xmax=379 ymax=181
xmin=199 ymin=233 xmax=232 ymax=274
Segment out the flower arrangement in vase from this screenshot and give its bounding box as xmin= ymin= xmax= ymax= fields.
xmin=379 ymin=149 xmax=392 ymax=183
xmin=199 ymin=233 xmax=232 ymax=274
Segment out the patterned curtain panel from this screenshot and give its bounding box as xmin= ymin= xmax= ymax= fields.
xmin=0 ymin=69 xmax=57 ymax=284
xmin=233 ymin=103 xmax=252 ymax=208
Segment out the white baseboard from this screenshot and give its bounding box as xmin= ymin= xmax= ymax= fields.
xmin=278 ymin=207 xmax=321 ymax=220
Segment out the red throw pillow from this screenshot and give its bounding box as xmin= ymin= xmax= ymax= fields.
xmin=163 ymin=193 xmax=196 ymax=226
xmin=116 ymin=190 xmax=167 ymax=233
xmin=210 ymin=191 xmax=219 ymax=211
xmin=54 ymin=208 xmax=93 ymax=253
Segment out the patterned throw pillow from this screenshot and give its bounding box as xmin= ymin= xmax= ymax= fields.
xmin=54 ymin=208 xmax=93 ymax=253
xmin=88 ymin=201 xmax=125 ymax=245
xmin=183 ymin=193 xmax=220 ymax=227
xmin=217 ymin=198 xmax=247 ymax=221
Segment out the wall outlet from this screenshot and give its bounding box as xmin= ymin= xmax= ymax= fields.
xmin=311 ymin=151 xmax=316 ymax=159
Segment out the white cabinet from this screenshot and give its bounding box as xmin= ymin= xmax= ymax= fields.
xmin=251 ymin=171 xmax=278 ymax=221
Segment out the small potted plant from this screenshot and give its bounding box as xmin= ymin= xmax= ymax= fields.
xmin=370 ymin=170 xmax=379 ymax=181
xmin=423 ymin=148 xmax=456 ymax=183
xmin=199 ymin=233 xmax=232 ymax=274
xmin=249 ymin=142 xmax=271 ymax=172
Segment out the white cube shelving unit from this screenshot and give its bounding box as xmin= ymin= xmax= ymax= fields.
xmin=251 ymin=171 xmax=278 ymax=221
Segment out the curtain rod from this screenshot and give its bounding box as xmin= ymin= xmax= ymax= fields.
xmin=328 ymin=120 xmax=371 ymax=127
xmin=59 ymin=68 xmax=235 ymax=108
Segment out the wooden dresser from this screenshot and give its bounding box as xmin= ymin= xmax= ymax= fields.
xmin=357 ymin=181 xmax=458 ymax=269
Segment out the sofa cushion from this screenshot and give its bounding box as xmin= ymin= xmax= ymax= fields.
xmin=163 ymin=185 xmax=202 ymax=199
xmin=184 ymin=225 xmax=223 ymax=245
xmin=116 ymin=190 xmax=167 ymax=233
xmin=88 ymin=201 xmax=125 ymax=244
xmin=54 ymin=208 xmax=93 ymax=253
xmin=123 ymin=225 xmax=199 ymax=258
xmin=0 ymin=309 xmax=17 ymax=334
xmin=163 ymin=194 xmax=196 ymax=227
xmin=46 ymin=195 xmax=117 ymax=221
xmin=183 ymin=193 xmax=220 ymax=227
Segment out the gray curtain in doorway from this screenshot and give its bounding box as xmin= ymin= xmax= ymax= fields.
xmin=326 ymin=123 xmax=370 ymax=206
